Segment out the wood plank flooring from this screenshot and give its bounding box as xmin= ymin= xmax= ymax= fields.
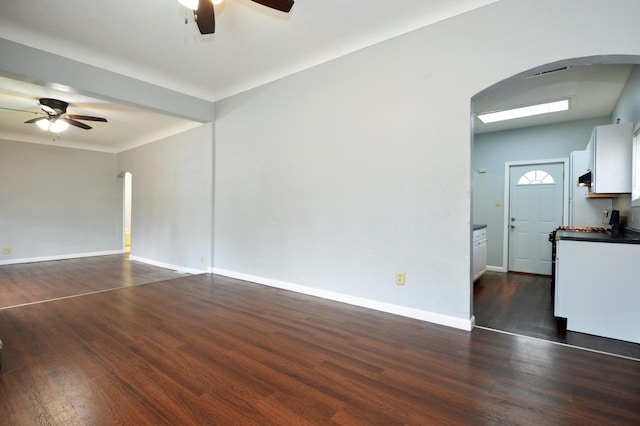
xmin=1 ymin=257 xmax=639 ymax=424
xmin=474 ymin=271 xmax=640 ymax=360
xmin=0 ymin=255 xmax=185 ymax=309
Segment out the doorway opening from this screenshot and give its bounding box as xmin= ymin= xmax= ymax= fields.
xmin=123 ymin=172 xmax=132 ymax=254
xmin=470 ymin=56 xmax=640 ymax=359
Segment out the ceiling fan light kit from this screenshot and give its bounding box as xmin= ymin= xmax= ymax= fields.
xmin=179 ymin=0 xmax=294 ymax=35
xmin=18 ymin=97 xmax=108 ymax=134
xmin=36 ymin=118 xmax=69 ymax=133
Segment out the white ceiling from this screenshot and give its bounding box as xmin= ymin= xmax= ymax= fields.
xmin=0 ymin=0 xmax=635 ymax=152
xmin=474 ymin=64 xmax=633 ymax=134
xmin=0 ymin=75 xmax=203 ymax=153
xmin=0 ymin=0 xmax=498 ymax=101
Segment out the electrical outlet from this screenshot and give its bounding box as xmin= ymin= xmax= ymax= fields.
xmin=395 ymin=271 xmax=405 ymax=286
xmin=199 ymin=256 xmax=205 ymax=264
xmin=2 ymin=247 xmax=11 ymax=255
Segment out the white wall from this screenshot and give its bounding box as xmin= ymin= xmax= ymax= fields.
xmin=612 ymin=65 xmax=640 ymax=130
xmin=117 ymin=124 xmax=214 ymax=273
xmin=0 ymin=123 xmax=214 ymax=272
xmin=214 ymin=0 xmax=640 ymax=328
xmin=0 ymin=139 xmax=122 ymax=263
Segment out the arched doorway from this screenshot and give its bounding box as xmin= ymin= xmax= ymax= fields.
xmin=470 ymin=56 xmax=640 ymax=357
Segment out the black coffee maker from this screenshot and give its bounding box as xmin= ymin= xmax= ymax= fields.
xmin=609 ymin=209 xmax=621 ymax=237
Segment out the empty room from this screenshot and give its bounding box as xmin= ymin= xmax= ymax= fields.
xmin=1 ymin=0 xmax=639 ymax=424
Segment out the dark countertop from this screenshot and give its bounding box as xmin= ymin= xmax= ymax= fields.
xmin=556 ymin=228 xmax=640 ymax=244
xmin=473 ymin=224 xmax=487 ymax=231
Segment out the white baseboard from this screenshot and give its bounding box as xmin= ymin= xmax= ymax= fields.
xmin=129 ymin=255 xmax=206 ymax=275
xmin=0 ymin=249 xmax=124 ymax=266
xmin=212 ymin=268 xmax=474 ymax=331
xmin=486 ymin=265 xmax=505 ymax=273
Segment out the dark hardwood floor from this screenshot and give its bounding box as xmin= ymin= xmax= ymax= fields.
xmin=0 ymin=255 xmax=185 ymax=309
xmin=1 ymin=257 xmax=639 ymax=424
xmin=474 ymin=271 xmax=640 ymax=360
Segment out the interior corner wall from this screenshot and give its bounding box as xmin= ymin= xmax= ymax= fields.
xmin=1 ymin=38 xmax=217 ymax=272
xmin=213 ymin=0 xmax=640 ymax=328
xmin=0 ymin=139 xmax=122 ymax=263
xmin=611 ymin=65 xmax=640 ymax=229
xmin=611 ymin=65 xmax=640 ymax=126
xmin=473 ymin=117 xmax=611 ymax=269
xmin=116 ymin=123 xmax=214 ymax=273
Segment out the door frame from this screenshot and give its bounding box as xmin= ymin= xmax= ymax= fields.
xmin=500 ymin=158 xmax=569 ymax=272
xmin=118 ymin=170 xmax=133 ymax=253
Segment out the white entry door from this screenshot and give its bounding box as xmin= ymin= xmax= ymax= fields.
xmin=508 ymin=163 xmax=564 ymax=275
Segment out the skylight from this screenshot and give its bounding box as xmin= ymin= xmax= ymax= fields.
xmin=477 ymin=99 xmax=570 ymax=124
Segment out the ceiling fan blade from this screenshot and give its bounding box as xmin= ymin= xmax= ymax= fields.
xmin=61 ymin=117 xmax=92 ymax=130
xmin=250 ymin=0 xmax=294 ymax=13
xmin=194 ymin=0 xmax=215 ymax=34
xmin=24 ymin=116 xmax=47 ymax=124
xmin=1 ymin=106 xmax=42 ymax=115
xmin=67 ymin=114 xmax=108 ymax=122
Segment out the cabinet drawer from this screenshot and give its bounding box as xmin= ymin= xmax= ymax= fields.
xmin=473 ymin=228 xmax=487 ymax=242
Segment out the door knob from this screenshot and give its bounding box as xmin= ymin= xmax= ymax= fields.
xmin=511 ymin=225 xmax=515 ymax=229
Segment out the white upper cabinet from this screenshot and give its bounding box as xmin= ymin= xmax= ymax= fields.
xmin=632 ymin=128 xmax=640 ymax=207
xmin=585 ymin=123 xmax=633 ymax=194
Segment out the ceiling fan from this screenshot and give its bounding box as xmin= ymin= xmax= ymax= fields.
xmin=180 ymin=0 xmax=294 ymax=34
xmin=16 ymin=98 xmax=108 ymax=133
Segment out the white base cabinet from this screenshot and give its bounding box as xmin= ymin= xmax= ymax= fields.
xmin=555 ymin=240 xmax=640 ymax=344
xmin=473 ymin=227 xmax=487 ymax=280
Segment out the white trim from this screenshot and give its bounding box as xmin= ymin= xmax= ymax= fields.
xmin=486 ymin=265 xmax=505 ymax=273
xmin=0 ymin=249 xmax=125 ymax=266
xmin=475 ymin=326 xmax=640 ymax=362
xmin=128 ymin=255 xmax=203 ymax=274
xmin=213 ymin=268 xmax=475 ymax=331
xmin=502 ymin=158 xmax=569 ymax=271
